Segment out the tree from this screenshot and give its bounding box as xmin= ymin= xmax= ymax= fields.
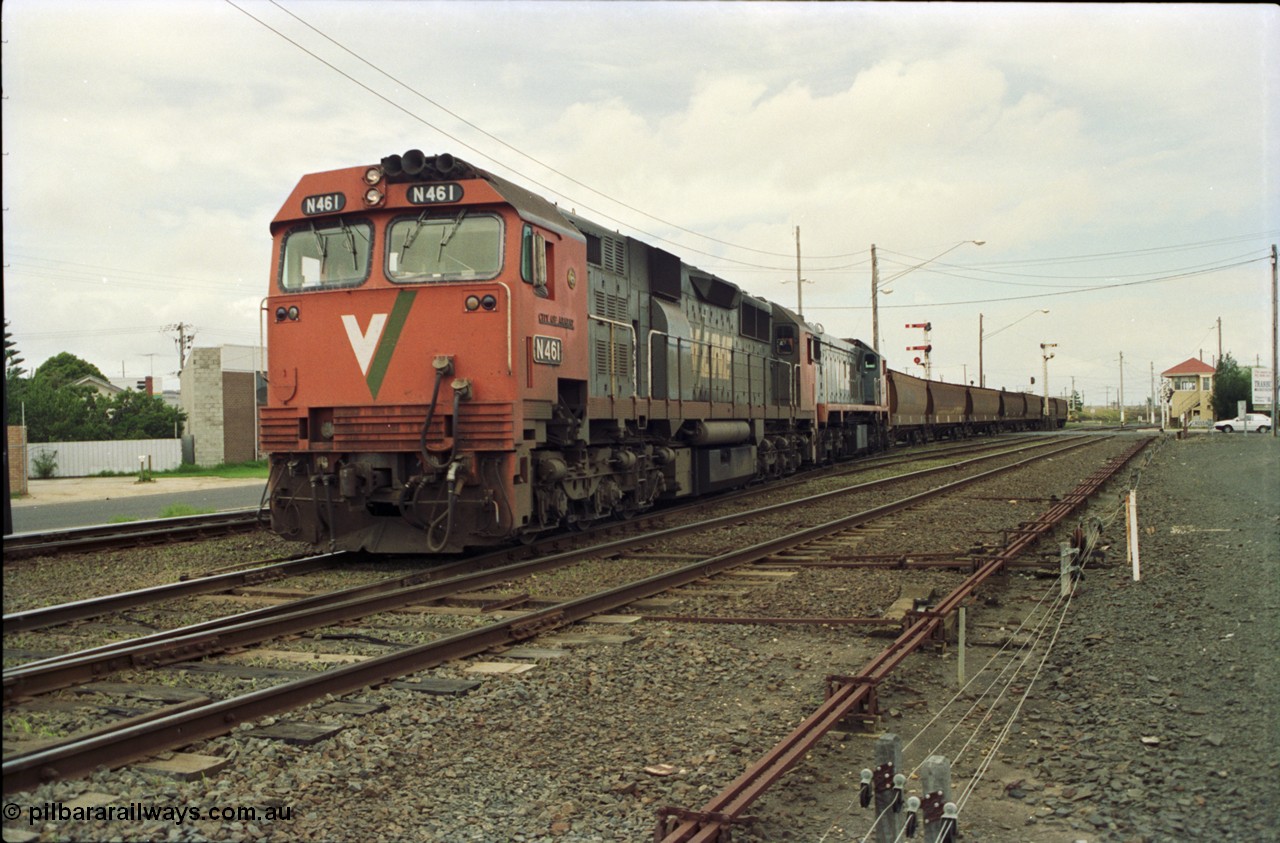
xmin=4 ymin=320 xmax=25 ymax=379
xmin=32 ymin=352 xmax=107 ymax=390
xmin=9 ymin=376 xmax=99 ymax=442
xmin=102 ymin=390 xmax=187 ymax=440
xmin=1210 ymin=354 xmax=1251 ymax=420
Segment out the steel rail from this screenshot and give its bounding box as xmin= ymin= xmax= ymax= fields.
xmin=5 ymin=435 xmax=1094 ymax=697
xmin=2 ymin=553 xmax=344 ymax=634
xmin=3 ymin=509 xmax=264 ymax=559
xmin=2 ymin=435 xmax=1110 ymax=794
xmin=657 ymin=434 xmax=1155 ymax=842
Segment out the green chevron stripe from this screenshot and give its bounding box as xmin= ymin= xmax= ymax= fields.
xmin=366 ymin=290 xmax=417 ymax=399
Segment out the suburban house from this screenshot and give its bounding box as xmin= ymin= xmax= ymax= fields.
xmin=71 ymin=375 xmax=125 ymax=398
xmin=1161 ymin=357 xmax=1216 ymax=423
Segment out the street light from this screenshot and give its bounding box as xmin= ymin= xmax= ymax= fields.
xmin=980 ymin=308 xmax=1049 ymax=388
xmin=871 ymin=240 xmax=984 ymax=353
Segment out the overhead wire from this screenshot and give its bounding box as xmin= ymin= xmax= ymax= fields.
xmin=225 ymin=0 xmax=856 ymax=268
xmin=264 ymin=1 xmax=864 ymax=263
xmin=807 ymin=255 xmax=1270 ymax=312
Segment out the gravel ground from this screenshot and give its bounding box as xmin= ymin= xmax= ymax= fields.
xmin=4 ymin=431 xmax=1275 ymax=843
xmin=964 ymin=431 xmax=1278 ymax=842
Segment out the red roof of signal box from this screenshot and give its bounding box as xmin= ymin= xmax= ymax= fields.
xmin=1161 ymin=357 xmax=1216 ymax=377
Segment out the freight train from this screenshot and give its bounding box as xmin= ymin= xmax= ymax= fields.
xmin=260 ymin=151 xmax=1065 ymax=553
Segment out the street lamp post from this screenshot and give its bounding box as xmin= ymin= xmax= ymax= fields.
xmin=871 ymin=240 xmax=984 ymax=354
xmin=980 ymin=308 xmax=1049 ymax=388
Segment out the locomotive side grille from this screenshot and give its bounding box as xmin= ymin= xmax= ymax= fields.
xmin=594 ymin=338 xmax=632 ymax=378
xmin=601 ymin=235 xmax=626 ymax=274
xmin=592 ymin=290 xmax=630 ymax=322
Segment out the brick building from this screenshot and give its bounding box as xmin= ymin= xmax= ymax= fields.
xmin=180 ymin=345 xmax=263 ymax=466
xmin=7 ymin=425 xmax=27 ymax=497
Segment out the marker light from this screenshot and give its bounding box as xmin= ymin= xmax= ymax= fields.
xmin=275 ymin=307 xmax=288 ymax=322
xmin=363 ymin=188 xmax=384 ymax=206
xmin=465 ymin=295 xmax=481 ymax=311
xmin=480 ymin=295 xmax=497 ymax=311
xmin=363 ymin=167 xmax=383 ymax=185
xmin=288 ymin=306 xmax=300 ymax=321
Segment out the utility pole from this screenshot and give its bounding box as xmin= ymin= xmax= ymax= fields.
xmin=1119 ymin=351 xmax=1126 ymax=426
xmin=1149 ymin=361 xmax=1155 ymax=424
xmin=870 ymin=244 xmax=880 ymax=353
xmin=1217 ymin=317 xmax=1222 ymax=367
xmin=167 ymin=323 xmax=195 ymax=374
xmin=1271 ymin=244 xmax=1277 ymax=438
xmin=794 ymin=226 xmax=804 ymax=319
xmin=978 ymin=313 xmax=984 ymax=388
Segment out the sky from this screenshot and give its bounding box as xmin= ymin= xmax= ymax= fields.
xmin=3 ymin=0 xmax=1278 ymax=410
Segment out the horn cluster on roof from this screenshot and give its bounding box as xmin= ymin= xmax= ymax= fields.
xmin=380 ymin=150 xmax=476 ymax=183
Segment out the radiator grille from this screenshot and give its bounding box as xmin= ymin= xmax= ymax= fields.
xmin=592 ymin=289 xmax=630 ymax=322
xmin=601 ymin=235 xmax=626 ymax=274
xmin=594 ymin=339 xmax=632 ymax=378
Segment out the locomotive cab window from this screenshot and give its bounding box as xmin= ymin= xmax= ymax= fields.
xmin=774 ymin=326 xmax=796 ymax=356
xmin=386 ymin=212 xmax=502 ymax=282
xmin=280 ymin=219 xmax=373 ymax=290
xmin=521 ymin=225 xmax=550 ymax=298
xmin=808 ymin=336 xmax=823 ymax=362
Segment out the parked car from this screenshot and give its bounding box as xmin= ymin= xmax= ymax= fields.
xmin=1214 ymin=413 xmax=1273 ymax=433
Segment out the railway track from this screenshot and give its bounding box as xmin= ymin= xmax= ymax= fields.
xmin=3 ymin=431 xmax=1124 ymax=795
xmin=656 ymin=434 xmax=1156 ymax=841
xmin=1 ymin=433 xmax=1085 ymax=690
xmin=1 ymin=434 xmax=1060 ymax=644
xmin=2 ymin=435 xmax=1059 ymax=564
xmin=3 ymin=509 xmax=265 ymax=560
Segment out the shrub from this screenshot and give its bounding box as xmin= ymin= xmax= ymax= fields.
xmin=31 ymin=449 xmax=58 ymax=479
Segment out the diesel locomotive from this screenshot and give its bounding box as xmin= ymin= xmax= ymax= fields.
xmin=260 ymin=151 xmax=1060 ymax=554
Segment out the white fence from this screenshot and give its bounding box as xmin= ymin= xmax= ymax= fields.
xmin=26 ymin=439 xmax=184 ymax=478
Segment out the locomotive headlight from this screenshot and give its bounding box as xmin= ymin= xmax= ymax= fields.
xmin=275 ymin=307 xmax=288 ymax=322
xmin=363 ymin=187 xmax=384 ymax=206
xmin=363 ymin=167 xmax=383 ymax=185
xmin=480 ymin=294 xmax=497 ymax=311
xmin=288 ymin=306 xmax=300 ymax=321
xmin=464 ymin=295 xmax=481 ymax=311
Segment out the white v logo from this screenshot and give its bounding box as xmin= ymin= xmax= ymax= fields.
xmin=342 ymin=313 xmax=388 ymax=376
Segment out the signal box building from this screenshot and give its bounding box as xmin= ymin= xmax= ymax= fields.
xmin=1161 ymin=357 xmax=1216 ymax=423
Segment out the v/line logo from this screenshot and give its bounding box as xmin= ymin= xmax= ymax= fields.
xmin=340 ymin=290 xmax=417 ymax=398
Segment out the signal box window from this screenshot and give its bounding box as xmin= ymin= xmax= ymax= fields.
xmin=280 ymin=220 xmax=373 ymax=290
xmin=387 ymin=212 xmax=502 ymax=282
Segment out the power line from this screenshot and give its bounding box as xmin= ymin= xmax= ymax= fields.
xmin=229 ymin=0 xmax=861 ymax=265
xmin=806 ymin=256 xmax=1270 ymax=311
